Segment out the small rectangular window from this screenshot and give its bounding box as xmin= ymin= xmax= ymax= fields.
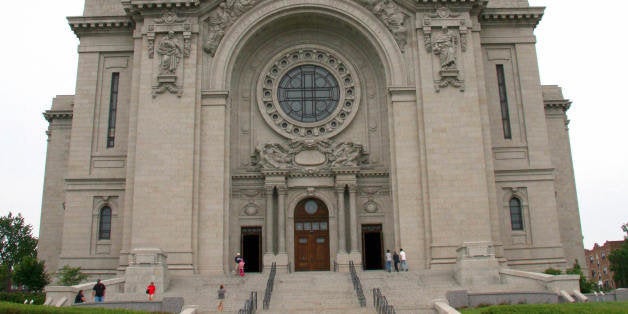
xmin=496 ymin=65 xmax=512 ymax=139
xmin=107 ymin=73 xmax=120 ymax=148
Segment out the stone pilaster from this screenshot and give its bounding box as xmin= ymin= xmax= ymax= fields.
xmin=335 ymin=186 xmax=346 ymax=253
xmin=264 ymin=186 xmax=274 ymax=254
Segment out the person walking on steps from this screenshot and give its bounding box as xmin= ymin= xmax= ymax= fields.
xmin=234 ymin=253 xmax=242 ymax=275
xmin=400 ymin=248 xmax=408 ymax=271
xmin=238 ymin=258 xmax=246 ymax=277
xmin=217 ymin=284 xmax=226 ymax=312
xmin=385 ymin=249 xmax=392 ymax=272
xmin=393 ymin=250 xmax=400 ymax=272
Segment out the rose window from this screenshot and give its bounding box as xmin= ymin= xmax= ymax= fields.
xmin=257 ymin=46 xmax=360 ymax=139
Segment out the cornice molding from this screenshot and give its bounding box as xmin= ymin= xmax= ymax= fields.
xmin=544 ymin=99 xmax=572 ymax=112
xmin=121 ymin=0 xmax=201 ymax=14
xmin=68 ymin=16 xmax=134 ymax=37
xmin=480 ymin=7 xmax=544 ymax=27
xmin=43 ymin=110 xmax=73 ymax=122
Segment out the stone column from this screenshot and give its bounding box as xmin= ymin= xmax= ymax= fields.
xmin=336 ymin=187 xmax=346 ymax=253
xmin=349 ymin=185 xmax=359 ymax=253
xmin=278 ymin=187 xmax=287 ymax=253
xmin=265 ymin=186 xmax=274 ymax=254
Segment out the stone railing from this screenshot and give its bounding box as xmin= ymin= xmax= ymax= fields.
xmin=44 ymin=277 xmax=126 ymax=307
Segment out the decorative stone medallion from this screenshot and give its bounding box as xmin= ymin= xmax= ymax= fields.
xmin=243 ymin=202 xmax=259 ymax=216
xmin=257 ymin=46 xmax=360 ymax=139
xmin=364 ymin=200 xmax=378 ymax=213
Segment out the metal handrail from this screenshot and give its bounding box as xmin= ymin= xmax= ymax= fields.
xmin=349 ymin=261 xmax=366 ymax=307
xmin=262 ymin=262 xmax=277 ymax=310
xmin=238 ymin=291 xmax=257 ymax=314
xmin=373 ymin=288 xmax=395 ymax=314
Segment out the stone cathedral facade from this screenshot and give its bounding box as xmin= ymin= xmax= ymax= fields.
xmin=39 ymin=0 xmax=585 ymax=278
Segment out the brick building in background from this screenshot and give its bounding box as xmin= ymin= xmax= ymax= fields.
xmin=586 ymin=240 xmax=624 ymax=289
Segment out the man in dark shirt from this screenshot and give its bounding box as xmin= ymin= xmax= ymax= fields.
xmin=393 ymin=251 xmax=400 ymax=272
xmin=92 ymin=279 xmax=106 ymax=302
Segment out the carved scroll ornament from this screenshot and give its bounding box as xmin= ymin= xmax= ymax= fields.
xmin=357 ymin=0 xmax=408 ymax=52
xmin=203 ymin=0 xmax=260 ymax=56
xmin=253 ymin=140 xmax=368 ymax=172
xmin=204 ymin=0 xmax=409 ymax=56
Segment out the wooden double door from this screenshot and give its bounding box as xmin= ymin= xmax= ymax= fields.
xmin=294 ymin=198 xmax=330 ymax=271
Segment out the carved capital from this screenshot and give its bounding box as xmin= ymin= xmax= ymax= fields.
xmin=348 ymin=185 xmax=358 ymax=193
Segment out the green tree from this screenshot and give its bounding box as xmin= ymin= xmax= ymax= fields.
xmin=12 ymin=256 xmax=49 ymax=291
xmin=0 ymin=264 xmax=10 ymax=292
xmin=566 ymin=259 xmax=594 ymax=293
xmin=609 ymin=223 xmax=628 ymax=288
xmin=56 ymin=265 xmax=88 ymax=286
xmin=0 ymin=212 xmax=38 ymax=291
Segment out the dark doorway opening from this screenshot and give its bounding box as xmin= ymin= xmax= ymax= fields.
xmin=241 ymin=226 xmax=262 ymax=273
xmin=362 ymin=224 xmax=383 ymax=270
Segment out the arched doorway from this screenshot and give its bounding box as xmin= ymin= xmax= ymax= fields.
xmin=294 ymin=198 xmax=330 ymax=271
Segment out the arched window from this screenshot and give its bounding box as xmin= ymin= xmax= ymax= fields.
xmin=509 ymin=198 xmax=523 ymax=231
xmin=99 ymin=206 xmax=112 ymax=240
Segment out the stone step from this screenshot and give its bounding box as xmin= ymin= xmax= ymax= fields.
xmin=101 ymin=270 xmax=457 ymax=313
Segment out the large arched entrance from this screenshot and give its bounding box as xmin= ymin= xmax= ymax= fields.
xmin=294 ymin=198 xmax=330 ymax=271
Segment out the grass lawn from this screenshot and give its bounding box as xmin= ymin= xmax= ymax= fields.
xmin=0 ymin=301 xmax=168 ymax=313
xmin=460 ymin=301 xmax=628 ymax=313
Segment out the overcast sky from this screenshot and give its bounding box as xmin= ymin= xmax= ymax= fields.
xmin=0 ymin=0 xmax=625 ymax=250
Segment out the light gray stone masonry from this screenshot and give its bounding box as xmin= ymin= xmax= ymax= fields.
xmin=39 ymin=1 xmax=584 ymax=290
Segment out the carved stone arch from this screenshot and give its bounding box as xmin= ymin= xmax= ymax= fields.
xmin=93 ymin=196 xmax=119 ymax=216
xmin=286 ymin=189 xmax=336 ymax=219
xmin=502 ymin=187 xmax=528 ymax=207
xmin=207 ymin=0 xmax=407 ymax=90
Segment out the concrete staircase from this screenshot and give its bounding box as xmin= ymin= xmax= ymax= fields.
xmin=168 ymin=273 xmax=267 ymax=313
xmin=104 ymin=269 xmax=460 ymax=313
xmin=264 ymin=272 xmax=373 ymax=314
xmin=106 ymin=273 xmax=267 ymax=313
xmin=360 ymin=269 xmax=463 ymax=314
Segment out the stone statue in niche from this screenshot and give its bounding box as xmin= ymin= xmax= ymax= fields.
xmin=257 ymin=143 xmax=292 ymax=169
xmin=330 ymin=142 xmax=363 ymax=167
xmin=432 ymin=27 xmax=457 ymax=71
xmin=157 ymin=31 xmax=183 ymax=75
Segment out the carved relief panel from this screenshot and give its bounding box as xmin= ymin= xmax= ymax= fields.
xmin=420 ymin=6 xmax=469 ymax=91
xmin=145 ymin=10 xmax=197 ymax=97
